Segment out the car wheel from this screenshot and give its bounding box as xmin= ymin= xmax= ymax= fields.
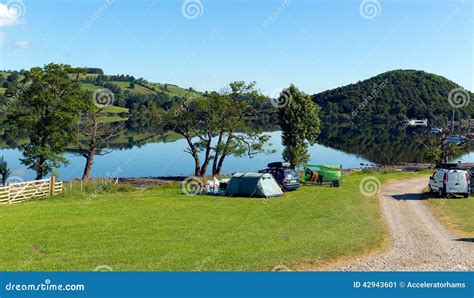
xmin=332 ymin=181 xmax=340 ymax=188
xmin=446 ymin=193 xmax=453 ymax=199
xmin=463 ymin=193 xmax=469 ymax=198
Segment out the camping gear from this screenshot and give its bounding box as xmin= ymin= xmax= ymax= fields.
xmin=203 ymin=177 xmax=220 ymax=195
xmin=226 ymin=172 xmax=284 ymax=198
xmin=303 ymin=164 xmax=343 ymax=187
xmin=259 ymin=162 xmax=300 ymax=191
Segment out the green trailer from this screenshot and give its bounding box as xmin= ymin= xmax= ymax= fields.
xmin=303 ymin=164 xmax=343 ymax=187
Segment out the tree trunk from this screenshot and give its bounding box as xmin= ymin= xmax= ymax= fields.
xmin=36 ymin=157 xmax=45 ymax=180
xmin=215 ymin=133 xmax=233 ymax=175
xmin=212 ymin=131 xmax=224 ymax=176
xmin=82 ymin=116 xmax=98 ymax=180
xmin=82 ymin=149 xmax=96 ymax=180
xmin=199 ymin=133 xmax=213 ymax=176
xmin=185 ymin=136 xmax=201 ymax=176
xmin=215 ymin=153 xmax=227 ymax=176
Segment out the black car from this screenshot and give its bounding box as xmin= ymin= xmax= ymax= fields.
xmin=259 ymin=162 xmax=301 ymax=191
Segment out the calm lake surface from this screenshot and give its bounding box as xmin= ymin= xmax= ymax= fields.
xmin=2 ymin=128 xmax=474 ymax=181
xmin=1 ymin=131 xmax=371 ymax=181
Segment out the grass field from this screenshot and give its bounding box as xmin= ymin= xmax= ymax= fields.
xmin=0 ymin=171 xmax=425 ymax=271
xmin=424 ymin=195 xmax=474 ymax=237
xmin=102 ymin=105 xmax=129 ymax=114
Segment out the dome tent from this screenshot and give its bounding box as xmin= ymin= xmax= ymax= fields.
xmin=225 ymin=172 xmax=284 ymax=198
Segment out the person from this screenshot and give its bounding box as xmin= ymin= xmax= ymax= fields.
xmin=306 ymin=168 xmax=318 ymax=182
xmin=318 ymin=173 xmax=324 ymax=185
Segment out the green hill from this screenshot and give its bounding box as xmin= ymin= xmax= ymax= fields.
xmin=0 ymin=69 xmax=199 ymax=99
xmin=0 ymin=68 xmax=204 ymax=134
xmin=313 ymin=70 xmax=474 ymax=123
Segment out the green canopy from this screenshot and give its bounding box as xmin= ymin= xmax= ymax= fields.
xmin=304 ymin=164 xmax=342 ymax=183
xmin=226 ymin=172 xmax=283 ymax=198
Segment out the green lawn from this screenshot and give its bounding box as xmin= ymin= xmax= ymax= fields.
xmin=425 ymin=196 xmax=474 ymax=237
xmin=0 ymin=171 xmax=424 ymax=271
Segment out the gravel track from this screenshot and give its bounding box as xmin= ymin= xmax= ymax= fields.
xmin=334 ymin=177 xmax=473 ymax=271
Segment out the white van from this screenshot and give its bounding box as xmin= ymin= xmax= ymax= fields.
xmin=428 ymin=169 xmax=470 ymax=198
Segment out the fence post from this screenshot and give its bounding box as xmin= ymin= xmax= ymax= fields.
xmin=50 ymin=176 xmax=56 ymax=196
xmin=7 ymin=184 xmax=10 ymax=204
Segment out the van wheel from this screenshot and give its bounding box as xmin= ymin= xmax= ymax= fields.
xmin=463 ymin=194 xmax=469 ymax=198
xmin=438 ymin=188 xmax=445 ymax=198
xmin=332 ymin=181 xmax=340 ymax=188
xmin=446 ymin=193 xmax=453 ymax=199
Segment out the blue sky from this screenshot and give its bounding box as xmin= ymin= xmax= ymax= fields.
xmin=0 ymin=0 xmax=472 ymax=95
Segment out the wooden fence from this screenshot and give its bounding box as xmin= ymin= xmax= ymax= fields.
xmin=0 ymin=177 xmax=63 ymax=205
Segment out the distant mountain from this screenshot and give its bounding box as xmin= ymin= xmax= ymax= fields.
xmin=313 ymin=70 xmax=474 ymax=123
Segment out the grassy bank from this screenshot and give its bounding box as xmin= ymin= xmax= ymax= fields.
xmin=0 ymin=171 xmax=424 ymax=271
xmin=424 ymin=196 xmax=474 ymax=237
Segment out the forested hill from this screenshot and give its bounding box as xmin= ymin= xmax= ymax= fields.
xmin=0 ymin=68 xmax=202 ymax=132
xmin=313 ymin=70 xmax=474 ymax=123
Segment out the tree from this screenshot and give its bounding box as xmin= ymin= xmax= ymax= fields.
xmin=162 ymin=95 xmax=204 ymax=176
xmin=75 ymin=92 xmax=124 ymax=179
xmin=162 ymin=82 xmax=272 ymax=176
xmin=0 ymin=156 xmax=11 ymax=186
xmin=7 ymin=64 xmax=86 ymax=179
xmin=277 ymin=85 xmax=321 ymax=168
xmin=210 ymin=81 xmax=272 ymax=176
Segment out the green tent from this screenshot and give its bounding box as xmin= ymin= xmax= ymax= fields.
xmin=226 ymin=172 xmax=284 ymax=198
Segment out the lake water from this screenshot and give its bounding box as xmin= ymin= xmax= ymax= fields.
xmin=1 ymin=131 xmax=370 ymax=181
xmin=2 ymin=128 xmax=474 ymax=181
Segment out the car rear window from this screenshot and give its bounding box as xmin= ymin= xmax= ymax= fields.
xmin=284 ymin=169 xmax=298 ymax=178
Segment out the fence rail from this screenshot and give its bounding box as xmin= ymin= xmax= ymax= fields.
xmin=0 ymin=177 xmax=63 ymax=205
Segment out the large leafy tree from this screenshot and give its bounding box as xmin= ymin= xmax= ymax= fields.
xmin=277 ymin=85 xmax=321 ymax=168
xmin=163 ymin=82 xmax=272 ymax=176
xmin=210 ymin=81 xmax=272 ymax=176
xmin=7 ymin=64 xmax=86 ymax=179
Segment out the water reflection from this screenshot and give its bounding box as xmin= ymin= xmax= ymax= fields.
xmin=318 ymin=123 xmax=473 ymax=165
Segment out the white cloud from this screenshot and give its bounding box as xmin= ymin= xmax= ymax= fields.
xmin=14 ymin=39 xmax=28 ymax=48
xmin=0 ymin=3 xmax=25 ymax=27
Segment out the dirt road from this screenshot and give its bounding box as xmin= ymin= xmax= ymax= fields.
xmin=334 ymin=177 xmax=473 ymax=271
